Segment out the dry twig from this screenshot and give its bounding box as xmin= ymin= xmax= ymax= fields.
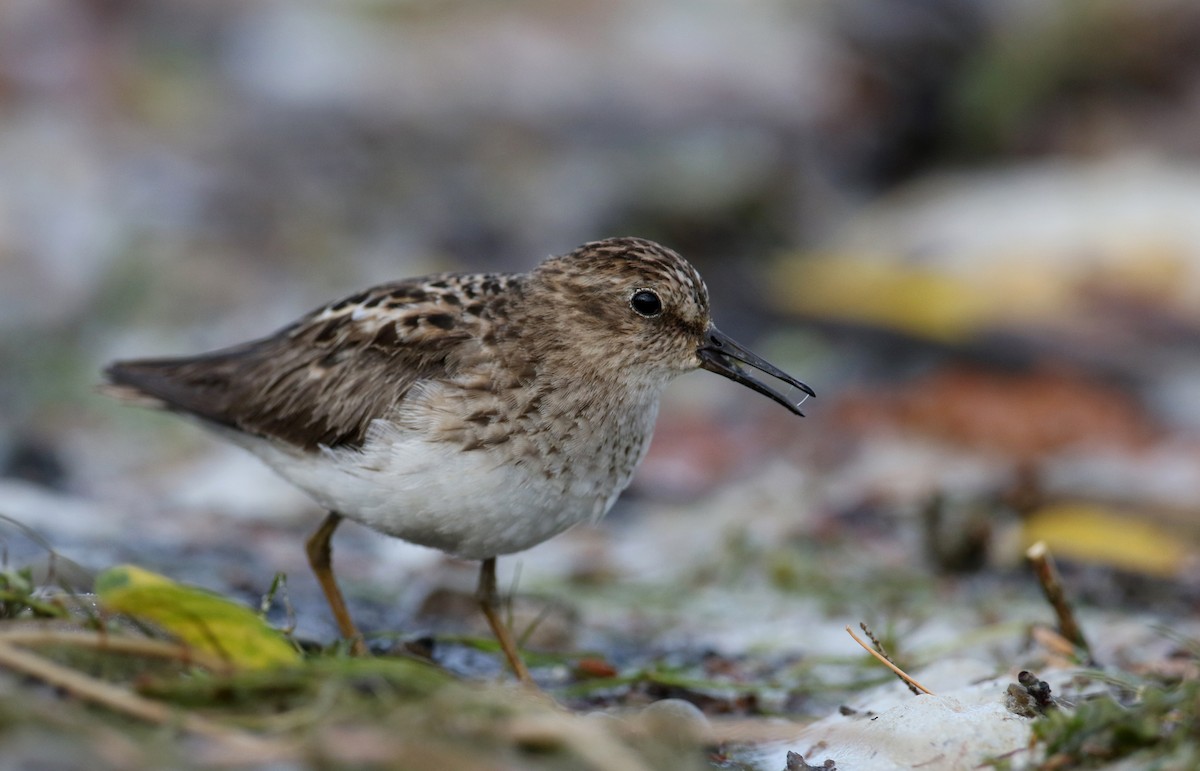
xmin=0 ymin=626 xmax=231 ymax=671
xmin=845 ymin=625 xmax=934 ymax=696
xmin=1026 ymin=541 xmax=1091 ymax=659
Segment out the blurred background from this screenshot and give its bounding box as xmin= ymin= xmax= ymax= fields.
xmin=2 ymin=0 xmax=1200 ymax=671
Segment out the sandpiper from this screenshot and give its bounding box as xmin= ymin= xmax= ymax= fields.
xmin=105 ymin=237 xmax=813 ymax=682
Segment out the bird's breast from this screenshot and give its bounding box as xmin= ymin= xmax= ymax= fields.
xmin=406 ymin=374 xmax=663 ymax=491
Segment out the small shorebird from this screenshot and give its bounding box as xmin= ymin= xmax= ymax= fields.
xmin=105 ymin=237 xmax=813 ymax=682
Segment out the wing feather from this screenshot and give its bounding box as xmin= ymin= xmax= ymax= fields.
xmin=105 ymin=276 xmax=502 ymax=450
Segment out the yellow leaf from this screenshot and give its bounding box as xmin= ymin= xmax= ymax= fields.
xmin=769 ymin=252 xmax=1071 ymax=342
xmin=769 ymin=254 xmax=990 ymax=342
xmin=95 ymin=565 xmax=299 ymax=669
xmin=1021 ymin=503 xmax=1191 ymax=578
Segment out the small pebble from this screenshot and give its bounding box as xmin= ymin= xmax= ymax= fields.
xmin=639 ymin=698 xmax=710 ymax=745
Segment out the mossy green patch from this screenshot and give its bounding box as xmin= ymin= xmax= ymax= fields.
xmin=1031 ymin=676 xmax=1200 ymax=768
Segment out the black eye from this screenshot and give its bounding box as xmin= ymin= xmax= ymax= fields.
xmin=630 ymin=289 xmax=663 ymax=317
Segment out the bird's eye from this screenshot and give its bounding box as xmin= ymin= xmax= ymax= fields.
xmin=630 ymin=289 xmax=663 ymax=318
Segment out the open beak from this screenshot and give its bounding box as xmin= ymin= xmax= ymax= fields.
xmin=697 ymin=325 xmax=815 ymax=416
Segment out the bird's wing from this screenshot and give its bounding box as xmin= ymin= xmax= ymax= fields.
xmin=105 ymin=274 xmax=511 ymax=450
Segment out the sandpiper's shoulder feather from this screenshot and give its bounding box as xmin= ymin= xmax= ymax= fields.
xmin=105 ymin=272 xmax=522 ymax=450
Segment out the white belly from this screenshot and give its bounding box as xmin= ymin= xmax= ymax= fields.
xmin=231 ymin=419 xmax=630 ymax=559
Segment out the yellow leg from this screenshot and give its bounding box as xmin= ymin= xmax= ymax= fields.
xmin=476 ymin=557 xmax=533 ymax=685
xmin=305 ymin=511 xmax=367 ymax=656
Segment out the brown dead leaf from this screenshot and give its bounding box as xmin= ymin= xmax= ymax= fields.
xmin=836 ymin=365 xmax=1157 ymax=456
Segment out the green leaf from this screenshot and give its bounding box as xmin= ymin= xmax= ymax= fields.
xmin=95 ymin=564 xmax=299 ymax=669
